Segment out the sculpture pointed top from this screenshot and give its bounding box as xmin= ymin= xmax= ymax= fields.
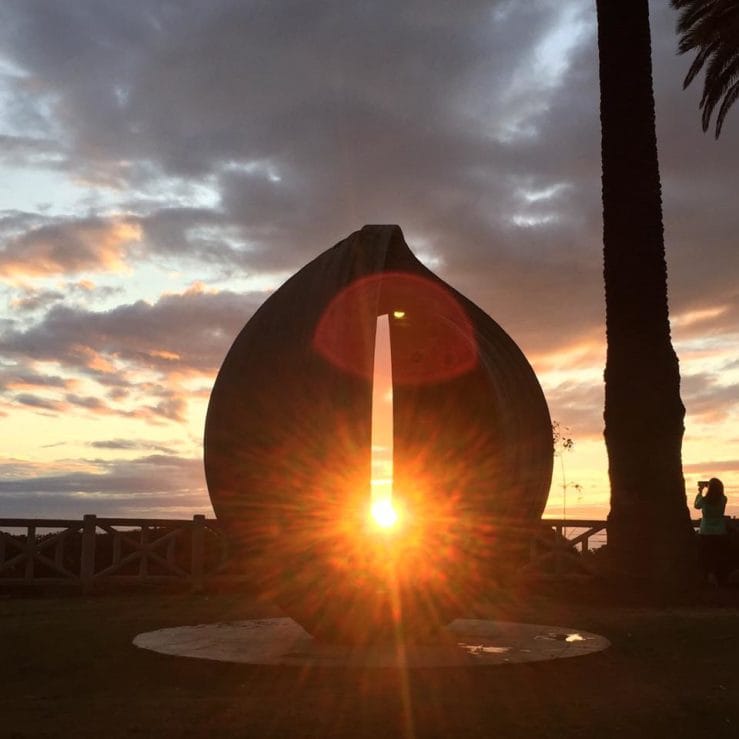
xmin=331 ymin=224 xmax=415 ymax=275
xmin=358 ymin=224 xmax=403 ymax=236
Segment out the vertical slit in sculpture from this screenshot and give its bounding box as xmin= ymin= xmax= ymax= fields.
xmin=370 ymin=314 xmax=397 ymax=528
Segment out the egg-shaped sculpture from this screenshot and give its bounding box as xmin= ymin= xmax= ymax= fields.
xmin=205 ymin=225 xmax=552 ymax=643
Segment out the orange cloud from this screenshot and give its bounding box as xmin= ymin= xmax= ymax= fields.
xmin=530 ymin=336 xmax=605 ymax=374
xmin=75 ymin=346 xmax=118 ymax=374
xmin=148 ymin=349 xmax=181 ymax=361
xmin=0 ymin=216 xmax=142 ymax=280
xmin=672 ymin=305 xmax=729 ymax=329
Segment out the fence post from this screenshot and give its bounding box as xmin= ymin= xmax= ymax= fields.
xmin=191 ymin=514 xmax=205 ymax=592
xmin=554 ymin=524 xmax=563 ymax=577
xmin=24 ymin=524 xmax=36 ymax=580
xmin=139 ymin=525 xmax=148 ymax=578
xmin=80 ymin=514 xmax=97 ymax=592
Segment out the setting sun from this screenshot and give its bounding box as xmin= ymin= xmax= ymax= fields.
xmin=370 ymin=499 xmax=399 ymax=528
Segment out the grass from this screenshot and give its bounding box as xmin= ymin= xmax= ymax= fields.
xmin=2 ymin=587 xmax=739 ymax=738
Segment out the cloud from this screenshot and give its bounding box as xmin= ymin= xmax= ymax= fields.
xmin=0 ymin=285 xmax=260 ymax=423
xmin=9 ymin=287 xmax=65 ymax=312
xmin=7 ymin=280 xmax=121 ymax=313
xmin=681 ymin=372 xmax=739 ymax=424
xmin=0 ymin=453 xmax=210 ymax=518
xmin=0 ymin=454 xmax=201 ymax=494
xmin=0 ymin=215 xmax=142 ymax=279
xmin=5 ymin=379 xmax=192 ymax=425
xmin=0 ymin=134 xmax=62 ymax=167
xmin=0 ymin=369 xmax=72 ymax=391
xmin=0 ymin=285 xmax=258 ymax=376
xmin=683 ymin=460 xmax=739 ymax=475
xmin=545 ymin=379 xmax=605 ymax=440
xmin=89 ymin=438 xmax=175 ymax=453
xmin=141 ymin=394 xmax=187 ymax=423
xmin=63 ymin=393 xmax=107 ymax=412
xmin=12 ymin=392 xmax=67 ymax=412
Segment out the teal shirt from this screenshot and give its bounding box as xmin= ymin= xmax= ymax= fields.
xmin=694 ymin=492 xmax=727 ymax=535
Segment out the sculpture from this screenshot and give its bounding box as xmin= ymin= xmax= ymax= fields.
xmin=205 ymin=225 xmax=552 ymax=643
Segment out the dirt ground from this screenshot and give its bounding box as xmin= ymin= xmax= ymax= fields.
xmin=2 ymin=587 xmax=739 ymax=738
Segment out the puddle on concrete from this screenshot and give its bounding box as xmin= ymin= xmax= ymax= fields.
xmin=458 ymin=643 xmax=511 ymax=655
xmin=537 ymin=632 xmax=586 ymax=643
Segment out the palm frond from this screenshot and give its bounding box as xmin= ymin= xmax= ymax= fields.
xmin=671 ymin=0 xmax=739 ymax=137
xmin=715 ymin=79 xmax=739 ymax=135
xmin=683 ymin=42 xmax=717 ymax=87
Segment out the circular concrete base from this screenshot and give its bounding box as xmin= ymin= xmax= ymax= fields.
xmin=134 ymin=618 xmax=609 ymax=668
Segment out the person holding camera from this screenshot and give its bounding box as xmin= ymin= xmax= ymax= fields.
xmin=694 ymin=478 xmax=729 ymax=585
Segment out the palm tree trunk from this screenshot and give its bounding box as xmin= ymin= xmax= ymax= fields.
xmin=596 ymin=0 xmax=697 ymax=589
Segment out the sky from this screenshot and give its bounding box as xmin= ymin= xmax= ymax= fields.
xmin=0 ymin=0 xmax=736 ymax=522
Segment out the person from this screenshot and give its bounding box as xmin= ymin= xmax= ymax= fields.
xmin=694 ymin=478 xmax=729 ymax=585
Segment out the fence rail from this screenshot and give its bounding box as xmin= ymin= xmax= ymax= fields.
xmin=0 ymin=514 xmax=710 ymax=589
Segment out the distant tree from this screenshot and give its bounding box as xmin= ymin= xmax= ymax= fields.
xmin=595 ymin=1 xmax=697 ymax=589
xmin=552 ymin=421 xmax=581 ymax=523
xmin=672 ymin=0 xmax=739 ymax=137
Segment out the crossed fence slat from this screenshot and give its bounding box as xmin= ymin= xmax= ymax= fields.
xmin=93 ymin=523 xmax=188 ymax=578
xmin=0 ymin=523 xmax=82 ymax=580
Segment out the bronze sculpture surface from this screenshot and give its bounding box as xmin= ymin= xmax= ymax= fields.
xmin=205 ymin=225 xmax=552 ymax=643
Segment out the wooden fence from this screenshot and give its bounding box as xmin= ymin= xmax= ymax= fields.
xmin=1 ymin=515 xmax=710 ymax=588
xmin=0 ymin=515 xmax=231 ymax=590
xmin=0 ymin=515 xmax=616 ymax=589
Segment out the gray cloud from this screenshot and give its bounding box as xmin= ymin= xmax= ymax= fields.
xmin=7 ymin=281 xmax=123 ymax=314
xmin=13 ymin=392 xmax=66 ymax=412
xmin=546 ymin=380 xmax=605 ymax=441
xmin=0 ymin=454 xmax=209 ymax=518
xmin=63 ymin=393 xmax=107 ymax=412
xmin=0 ymin=454 xmax=202 ymax=495
xmin=681 ymin=372 xmax=739 ymax=424
xmin=0 ymin=134 xmax=62 ymax=167
xmin=0 ymin=287 xmax=259 ymax=376
xmin=0 ymin=287 xmax=259 ymax=423
xmin=0 ymin=214 xmax=141 ymax=278
xmin=89 ymin=438 xmax=175 ymax=453
xmin=0 ymin=369 xmax=70 ymax=391
xmin=10 ymin=288 xmax=65 ymax=312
